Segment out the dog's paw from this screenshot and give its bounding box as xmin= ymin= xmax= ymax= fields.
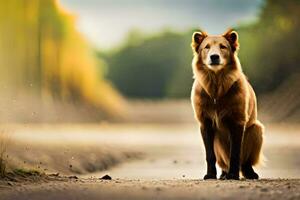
xmin=203 ymin=174 xmax=217 ymax=180
xmin=219 ymin=171 xmax=227 ymax=180
xmin=243 ymin=171 xmax=259 ymax=179
xmin=224 ymin=173 xmax=239 ymax=180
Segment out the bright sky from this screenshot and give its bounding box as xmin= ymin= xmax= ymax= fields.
xmin=60 ymin=0 xmax=262 ymax=49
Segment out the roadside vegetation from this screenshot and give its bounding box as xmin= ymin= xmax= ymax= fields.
xmin=101 ymin=0 xmax=300 ymax=99
xmin=0 ymin=0 xmax=126 ymax=123
xmin=0 ymin=131 xmax=9 ymax=178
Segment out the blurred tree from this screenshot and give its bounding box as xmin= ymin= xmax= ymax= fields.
xmin=0 ymin=0 xmax=126 ymax=121
xmin=102 ymin=30 xmax=194 ymax=98
xmin=103 ymin=0 xmax=300 ymax=98
xmin=238 ymin=0 xmax=300 ymax=93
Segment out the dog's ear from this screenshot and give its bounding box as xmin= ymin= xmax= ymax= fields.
xmin=191 ymin=31 xmax=207 ymax=53
xmin=223 ymin=29 xmax=239 ymax=52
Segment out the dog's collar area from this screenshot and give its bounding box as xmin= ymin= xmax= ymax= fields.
xmin=213 ymin=98 xmax=217 ymax=104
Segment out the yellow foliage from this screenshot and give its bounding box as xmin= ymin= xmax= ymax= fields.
xmin=0 ymin=0 xmax=127 ymax=120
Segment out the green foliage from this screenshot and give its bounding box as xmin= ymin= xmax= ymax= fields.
xmin=238 ymin=0 xmax=300 ymax=93
xmin=102 ymin=30 xmax=194 ymax=98
xmin=13 ymin=168 xmax=42 ymax=176
xmin=103 ymin=0 xmax=300 ymax=98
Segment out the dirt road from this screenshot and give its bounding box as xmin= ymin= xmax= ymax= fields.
xmin=1 ymin=123 xmax=300 ymax=199
xmin=1 ymin=178 xmax=300 ymax=200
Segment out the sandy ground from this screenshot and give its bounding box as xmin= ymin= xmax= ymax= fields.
xmin=1 ymin=124 xmax=143 ymax=175
xmin=1 ymin=178 xmax=300 ymax=200
xmin=0 ymin=123 xmax=300 ymax=199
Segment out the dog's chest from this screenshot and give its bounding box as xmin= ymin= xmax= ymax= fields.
xmin=200 ymin=94 xmax=229 ymax=129
xmin=197 ymin=80 xmax=242 ymax=127
xmin=207 ymin=101 xmax=224 ymax=127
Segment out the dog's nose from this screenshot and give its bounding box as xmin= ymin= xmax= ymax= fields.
xmin=210 ymin=54 xmax=220 ymax=64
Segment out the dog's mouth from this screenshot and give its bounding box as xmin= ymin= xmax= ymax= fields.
xmin=206 ymin=62 xmax=224 ymax=71
xmin=210 ymin=62 xmax=220 ymax=66
xmin=209 ymin=61 xmax=222 ymax=66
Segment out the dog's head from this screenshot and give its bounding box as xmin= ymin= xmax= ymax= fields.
xmin=191 ymin=29 xmax=239 ymax=72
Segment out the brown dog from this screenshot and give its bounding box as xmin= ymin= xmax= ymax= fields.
xmin=191 ymin=29 xmax=264 ymax=180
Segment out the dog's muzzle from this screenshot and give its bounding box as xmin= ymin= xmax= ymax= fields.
xmin=210 ymin=54 xmax=220 ymax=65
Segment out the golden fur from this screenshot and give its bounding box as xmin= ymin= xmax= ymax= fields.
xmin=191 ymin=29 xmax=264 ymax=179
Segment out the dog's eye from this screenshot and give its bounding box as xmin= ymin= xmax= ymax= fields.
xmin=220 ymin=44 xmax=227 ymax=49
xmin=204 ymin=44 xmax=210 ymax=49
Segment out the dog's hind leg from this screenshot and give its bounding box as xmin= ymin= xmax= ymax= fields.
xmin=241 ymin=121 xmax=264 ymax=179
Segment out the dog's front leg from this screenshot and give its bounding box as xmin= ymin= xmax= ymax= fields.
xmin=200 ymin=118 xmax=216 ymax=180
xmin=225 ymin=117 xmax=244 ymax=180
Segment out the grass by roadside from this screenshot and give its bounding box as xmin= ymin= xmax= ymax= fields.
xmin=0 ymin=130 xmax=10 ymax=177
